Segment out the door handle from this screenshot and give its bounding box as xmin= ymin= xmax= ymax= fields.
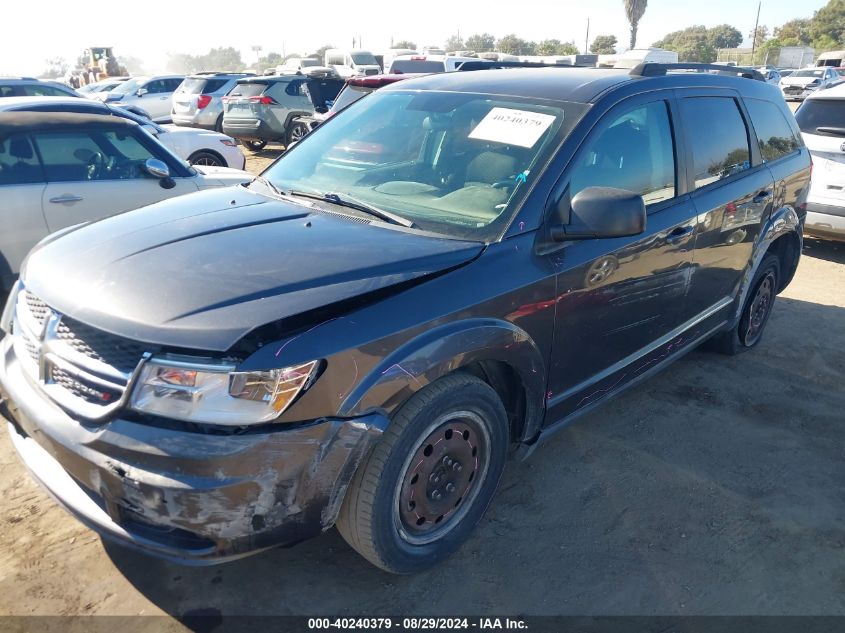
xmin=752 ymin=190 xmax=772 ymax=204
xmin=48 ymin=195 xmax=83 ymax=204
xmin=666 ymin=226 xmax=694 ymax=243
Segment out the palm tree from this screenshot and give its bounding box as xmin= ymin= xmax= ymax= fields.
xmin=623 ymin=0 xmax=648 ymax=49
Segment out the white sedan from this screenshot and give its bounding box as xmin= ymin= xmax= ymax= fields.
xmin=0 ymin=97 xmax=246 ymax=169
xmin=0 ymin=110 xmax=253 ymax=292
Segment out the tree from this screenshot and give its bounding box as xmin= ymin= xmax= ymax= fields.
xmin=749 ymin=25 xmax=770 ymax=52
xmin=393 ymin=40 xmax=417 ymax=50
xmin=774 ymin=18 xmax=811 ymax=46
xmin=623 ymin=0 xmax=648 ymax=49
xmin=809 ymin=0 xmax=845 ymax=50
xmin=496 ymin=34 xmax=537 ymax=55
xmin=653 ymin=25 xmax=717 ymax=62
xmin=118 ymin=55 xmax=145 ymax=75
xmin=256 ymin=52 xmax=284 ymax=72
xmin=42 ymin=57 xmax=68 ymax=79
xmin=708 ymin=24 xmax=743 ymax=49
xmin=590 ymin=35 xmax=618 ymax=54
xmin=166 ymin=47 xmax=244 ymax=74
xmin=309 ymin=45 xmax=335 ymax=63
xmin=464 ymin=33 xmax=496 ymax=53
xmin=443 ymin=35 xmax=464 ymax=52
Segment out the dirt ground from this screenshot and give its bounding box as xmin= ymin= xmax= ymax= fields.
xmin=1 ymin=136 xmax=844 ymax=620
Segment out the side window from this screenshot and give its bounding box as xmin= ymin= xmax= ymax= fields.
xmin=680 ymin=97 xmax=751 ymax=190
xmin=0 ymin=134 xmax=44 ymax=185
xmin=285 ymin=79 xmax=306 ymax=97
xmin=144 ymin=80 xmax=166 ymax=94
xmin=22 ymin=85 xmax=67 ymax=97
xmin=0 ymin=86 xmax=17 ymax=97
xmin=165 ymin=79 xmax=183 ymax=92
xmin=744 ymin=98 xmax=801 ymax=162
xmin=32 ymin=129 xmax=158 ymax=182
xmin=569 ymin=100 xmax=676 ymax=207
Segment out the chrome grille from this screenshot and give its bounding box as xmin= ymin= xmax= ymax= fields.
xmin=12 ymin=288 xmax=149 ymax=419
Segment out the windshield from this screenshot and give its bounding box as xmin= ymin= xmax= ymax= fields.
xmin=795 ymin=99 xmax=845 ymax=134
xmin=111 ymin=78 xmax=148 ymax=95
xmin=261 ymin=90 xmax=587 ymax=241
xmin=300 ymin=59 xmax=320 ymax=67
xmin=793 ymin=70 xmax=824 ymax=78
xmin=351 ymin=52 xmax=378 ymax=66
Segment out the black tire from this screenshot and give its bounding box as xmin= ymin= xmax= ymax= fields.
xmin=188 ymin=150 xmax=225 ymax=167
xmin=336 ymin=373 xmax=509 ymax=574
xmin=709 ymin=253 xmax=780 ymax=355
xmin=285 ymin=121 xmax=309 ymax=148
xmin=214 ymin=115 xmax=224 ymax=133
xmin=242 ymin=140 xmax=267 ymax=152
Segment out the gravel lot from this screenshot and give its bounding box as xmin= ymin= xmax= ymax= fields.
xmin=1 ymin=120 xmax=844 ymax=620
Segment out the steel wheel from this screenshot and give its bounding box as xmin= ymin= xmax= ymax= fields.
xmin=743 ymin=270 xmax=775 ymax=346
xmin=393 ymin=412 xmax=490 ymax=545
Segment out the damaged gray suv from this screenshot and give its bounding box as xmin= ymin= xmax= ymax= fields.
xmin=0 ymin=64 xmax=810 ymax=573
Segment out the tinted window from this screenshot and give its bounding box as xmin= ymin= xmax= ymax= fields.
xmin=285 ymin=79 xmax=307 ymax=97
xmin=569 ymin=100 xmax=676 ymax=206
xmin=21 ymin=84 xmax=70 ymax=97
xmin=795 ymin=99 xmax=845 ymax=135
xmin=745 ymin=99 xmax=800 ymax=162
xmin=33 ymin=129 xmax=158 ymax=182
xmin=229 ymin=82 xmax=266 ymax=97
xmin=144 ymin=80 xmax=166 ymax=94
xmin=165 ymin=79 xmax=184 ymax=91
xmin=681 ymin=97 xmax=750 ymax=189
xmin=391 ymin=60 xmax=446 ymax=73
xmin=0 ymin=134 xmax=44 ymax=185
xmin=178 ymin=78 xmax=228 ymax=94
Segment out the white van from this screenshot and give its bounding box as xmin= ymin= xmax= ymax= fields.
xmin=613 ymin=48 xmax=679 ymax=69
xmin=817 ymin=50 xmax=845 ymax=67
xmin=386 ymin=55 xmax=479 ymax=74
xmin=324 ymin=49 xmax=381 ymax=78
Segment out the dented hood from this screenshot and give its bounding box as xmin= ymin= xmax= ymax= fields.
xmin=23 ymin=186 xmax=483 ymax=351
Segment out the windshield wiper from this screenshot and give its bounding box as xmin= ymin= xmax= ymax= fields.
xmin=816 ymin=126 xmax=845 ymax=137
xmin=287 ymin=190 xmax=416 ymax=228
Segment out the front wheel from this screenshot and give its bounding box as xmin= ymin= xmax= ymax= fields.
xmin=188 ymin=150 xmax=225 ymax=167
xmin=336 ymin=373 xmax=509 ymax=574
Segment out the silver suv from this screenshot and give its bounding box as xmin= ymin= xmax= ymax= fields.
xmin=171 ymin=72 xmax=254 ymax=131
xmin=222 ymin=75 xmax=343 ymax=151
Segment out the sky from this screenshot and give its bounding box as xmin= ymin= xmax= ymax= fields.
xmin=0 ymin=0 xmax=830 ymax=76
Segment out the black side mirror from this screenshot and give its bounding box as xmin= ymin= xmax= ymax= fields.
xmin=551 ymin=186 xmax=646 ymax=241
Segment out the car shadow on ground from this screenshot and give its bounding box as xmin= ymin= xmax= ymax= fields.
xmin=103 ymin=297 xmax=845 ymax=619
xmin=803 ymin=238 xmax=845 ymax=265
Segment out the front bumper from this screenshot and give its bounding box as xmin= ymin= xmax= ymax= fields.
xmin=805 ymin=201 xmax=845 ymax=240
xmin=0 ymin=335 xmax=387 ymax=564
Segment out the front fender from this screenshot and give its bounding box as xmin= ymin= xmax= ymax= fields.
xmin=729 ymin=204 xmax=801 ymax=326
xmin=338 ymin=318 xmax=546 ymax=442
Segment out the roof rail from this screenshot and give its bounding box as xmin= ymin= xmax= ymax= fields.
xmin=630 ymin=62 xmax=765 ymax=81
xmin=457 ymin=60 xmax=573 ymax=72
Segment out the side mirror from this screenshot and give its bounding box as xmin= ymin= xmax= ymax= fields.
xmin=136 ymin=88 xmax=148 ymax=97
xmin=551 ymin=187 xmax=646 ymax=241
xmin=144 ymin=158 xmax=175 ymax=189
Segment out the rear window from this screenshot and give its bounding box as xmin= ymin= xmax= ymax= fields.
xmin=390 ymin=60 xmax=446 ymax=73
xmin=795 ymin=99 xmax=845 ymax=135
xmin=228 ymin=82 xmax=267 ymax=97
xmin=179 ymin=78 xmax=229 ymax=94
xmin=745 ymin=99 xmax=801 ymax=161
xmin=330 ymin=85 xmax=372 ymax=113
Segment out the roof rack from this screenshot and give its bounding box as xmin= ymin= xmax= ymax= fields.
xmin=630 ymin=63 xmax=765 ymax=81
xmin=457 ymin=60 xmax=573 ymax=72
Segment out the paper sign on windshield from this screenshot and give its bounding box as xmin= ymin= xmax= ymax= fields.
xmin=468 ymin=108 xmax=557 ymax=148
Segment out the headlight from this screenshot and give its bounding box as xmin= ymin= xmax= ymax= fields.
xmin=130 ymin=356 xmax=320 ymax=425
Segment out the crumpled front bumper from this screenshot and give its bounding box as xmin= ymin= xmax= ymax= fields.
xmin=0 ymin=335 xmax=387 ymax=564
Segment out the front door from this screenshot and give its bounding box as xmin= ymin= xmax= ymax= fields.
xmin=545 ymin=94 xmax=698 ymax=423
xmin=31 ymin=127 xmax=197 ymax=232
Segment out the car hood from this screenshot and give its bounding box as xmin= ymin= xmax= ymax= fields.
xmin=782 ymin=77 xmax=821 ymax=87
xmin=23 ymin=186 xmax=483 ymax=351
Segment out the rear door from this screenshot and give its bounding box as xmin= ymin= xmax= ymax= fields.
xmin=33 ymin=127 xmax=198 ymax=232
xmin=0 ymin=133 xmax=48 ymax=278
xmin=679 ymin=92 xmax=774 ymax=319
xmin=223 ymin=81 xmax=268 ymax=122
